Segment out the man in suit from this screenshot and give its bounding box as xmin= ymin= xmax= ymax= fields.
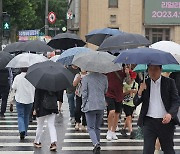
xmin=134 ymin=65 xmax=180 ymax=154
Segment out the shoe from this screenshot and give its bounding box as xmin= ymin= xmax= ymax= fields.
xmin=33 ymin=142 xmax=42 ymax=148
xmin=0 ymin=113 xmax=5 ymax=117
xmin=154 ymin=150 xmax=160 ymax=154
xmin=111 ymin=132 xmax=118 ymax=140
xmin=70 ymin=117 xmax=75 ymax=124
xmin=75 ymin=123 xmax=80 ymax=131
xmin=120 ymin=129 xmax=128 ymax=137
xmin=129 ymin=131 xmax=135 ymax=139
xmin=116 ymin=126 xmax=120 ymax=131
xmin=20 ymin=131 xmax=25 ymax=140
xmin=93 ymin=143 xmax=101 ymax=154
xmin=50 ymin=142 xmax=57 ymax=151
xmin=81 ymin=125 xmax=86 ymax=132
xmin=106 ymin=130 xmax=112 ymax=141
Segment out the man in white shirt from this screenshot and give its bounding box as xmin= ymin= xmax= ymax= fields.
xmin=134 ymin=65 xmax=180 ymax=154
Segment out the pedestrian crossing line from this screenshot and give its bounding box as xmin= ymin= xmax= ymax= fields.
xmin=0 ymin=152 xmax=34 ymax=154
xmin=62 ymin=145 xmax=180 ymax=151
xmin=68 ymin=122 xmax=138 ymax=125
xmin=0 ymin=125 xmax=37 ymax=128
xmin=0 ymin=143 xmax=33 ymax=146
xmin=0 ymin=136 xmax=35 ymax=139
xmin=65 ymin=132 xmax=180 ymax=136
xmin=0 ymin=130 xmax=36 ymax=133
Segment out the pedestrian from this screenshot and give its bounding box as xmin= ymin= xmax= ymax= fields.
xmin=121 ymin=71 xmax=138 ymax=139
xmin=0 ymin=68 xmax=13 ymax=117
xmin=33 ymin=89 xmax=59 ymax=151
xmin=11 ymin=67 xmax=35 ymax=140
xmin=73 ymin=69 xmax=87 ymax=131
xmin=106 ymin=66 xmax=130 ymax=141
xmin=66 ymin=65 xmax=80 ymax=124
xmin=134 ymin=65 xmax=180 ymax=154
xmin=81 ymin=72 xmax=108 ymax=154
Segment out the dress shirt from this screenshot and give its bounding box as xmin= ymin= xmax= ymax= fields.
xmin=146 ymin=76 xmax=167 ymax=118
xmin=12 ymin=72 xmax=35 ymax=104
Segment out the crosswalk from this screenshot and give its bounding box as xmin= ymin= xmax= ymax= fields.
xmin=62 ymin=113 xmax=180 ymax=154
xmin=0 ymin=104 xmax=35 ymax=154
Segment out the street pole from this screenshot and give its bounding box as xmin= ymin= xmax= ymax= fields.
xmin=0 ymin=0 xmax=2 ymax=48
xmin=45 ymin=0 xmax=49 ymax=36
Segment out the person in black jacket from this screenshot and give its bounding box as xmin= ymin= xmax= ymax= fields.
xmin=134 ymin=65 xmax=180 ymax=154
xmin=0 ymin=68 xmax=13 ymax=117
xmin=33 ymin=89 xmax=59 ymax=151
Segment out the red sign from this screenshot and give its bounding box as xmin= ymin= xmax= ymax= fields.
xmin=48 ymin=12 xmax=56 ymax=24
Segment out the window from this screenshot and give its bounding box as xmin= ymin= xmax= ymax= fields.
xmin=145 ymin=28 xmax=170 ymax=44
xmin=110 ymin=15 xmax=117 ymax=24
xmin=109 ymin=0 xmax=118 ymax=8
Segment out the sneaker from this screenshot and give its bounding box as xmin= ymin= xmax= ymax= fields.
xmin=116 ymin=126 xmax=120 ymax=131
xmin=154 ymin=150 xmax=160 ymax=154
xmin=75 ymin=123 xmax=80 ymax=131
xmin=33 ymin=142 xmax=42 ymax=148
xmin=106 ymin=130 xmax=112 ymax=141
xmin=120 ymin=129 xmax=128 ymax=137
xmin=20 ymin=131 xmax=25 ymax=140
xmin=50 ymin=142 xmax=57 ymax=151
xmin=111 ymin=132 xmax=118 ymax=140
xmin=81 ymin=125 xmax=86 ymax=132
xmin=70 ymin=117 xmax=75 ymax=124
xmin=129 ymin=131 xmax=135 ymax=139
xmin=93 ymin=143 xmax=101 ymax=154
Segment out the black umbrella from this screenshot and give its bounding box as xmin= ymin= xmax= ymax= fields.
xmin=98 ymin=32 xmax=151 ymax=51
xmin=19 ymin=40 xmax=54 ymax=53
xmin=47 ymin=33 xmax=86 ymax=50
xmin=0 ymin=51 xmax=13 ymax=69
xmin=25 ymin=61 xmax=74 ymax=92
xmin=3 ymin=42 xmax=24 ymax=54
xmin=85 ymin=28 xmax=123 ymax=46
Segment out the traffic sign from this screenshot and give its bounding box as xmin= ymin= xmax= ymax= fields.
xmin=48 ymin=12 xmax=56 ymax=24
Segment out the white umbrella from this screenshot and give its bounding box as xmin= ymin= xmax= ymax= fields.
xmin=72 ymin=51 xmax=122 ymax=73
xmin=6 ymin=53 xmax=48 ymax=68
xmin=150 ymin=41 xmax=180 ymax=63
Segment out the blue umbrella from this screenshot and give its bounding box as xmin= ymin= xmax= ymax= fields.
xmin=57 ymin=47 xmax=93 ymax=65
xmin=113 ymin=48 xmax=179 ymax=65
xmin=85 ymin=28 xmax=123 ymax=46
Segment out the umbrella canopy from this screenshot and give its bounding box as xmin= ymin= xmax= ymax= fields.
xmin=3 ymin=42 xmax=25 ymax=54
xmin=57 ymin=47 xmax=93 ymax=65
xmin=113 ymin=48 xmax=179 ymax=65
xmin=6 ymin=53 xmax=48 ymax=68
xmin=98 ymin=33 xmax=151 ymax=51
xmin=47 ymin=33 xmax=86 ymax=50
xmin=25 ymin=61 xmax=74 ymax=92
xmin=49 ymin=55 xmax=60 ymax=62
xmin=72 ymin=51 xmax=122 ymax=73
xmin=85 ymin=28 xmax=123 ymax=46
xmin=134 ymin=64 xmax=180 ymax=73
xmin=150 ymin=41 xmax=180 ymax=63
xmin=18 ymin=40 xmax=54 ymax=53
xmin=0 ymin=51 xmax=13 ymax=69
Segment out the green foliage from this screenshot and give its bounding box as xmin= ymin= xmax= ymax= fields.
xmin=3 ymin=0 xmax=68 ymax=34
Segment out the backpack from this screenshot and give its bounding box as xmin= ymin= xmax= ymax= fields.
xmin=42 ymin=91 xmax=58 ymax=110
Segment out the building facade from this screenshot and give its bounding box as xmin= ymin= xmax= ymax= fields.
xmin=67 ymin=0 xmax=180 ymax=49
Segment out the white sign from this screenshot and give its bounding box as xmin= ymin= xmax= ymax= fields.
xmin=67 ymin=11 xmax=73 ymax=19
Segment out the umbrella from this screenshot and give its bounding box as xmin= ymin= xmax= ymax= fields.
xmin=134 ymin=64 xmax=180 ymax=73
xmin=3 ymin=42 xmax=25 ymax=54
xmin=49 ymin=55 xmax=60 ymax=62
xmin=150 ymin=41 xmax=180 ymax=63
xmin=85 ymin=28 xmax=123 ymax=46
xmin=47 ymin=33 xmax=86 ymax=50
xmin=25 ymin=61 xmax=74 ymax=92
xmin=6 ymin=53 xmax=48 ymax=68
xmin=98 ymin=32 xmax=151 ymax=51
xmin=113 ymin=48 xmax=179 ymax=65
xmin=18 ymin=40 xmax=54 ymax=53
xmin=72 ymin=51 xmax=122 ymax=73
xmin=57 ymin=47 xmax=93 ymax=65
xmin=0 ymin=51 xmax=13 ymax=69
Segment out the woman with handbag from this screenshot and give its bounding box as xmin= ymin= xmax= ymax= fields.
xmin=73 ymin=69 xmax=88 ymax=131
